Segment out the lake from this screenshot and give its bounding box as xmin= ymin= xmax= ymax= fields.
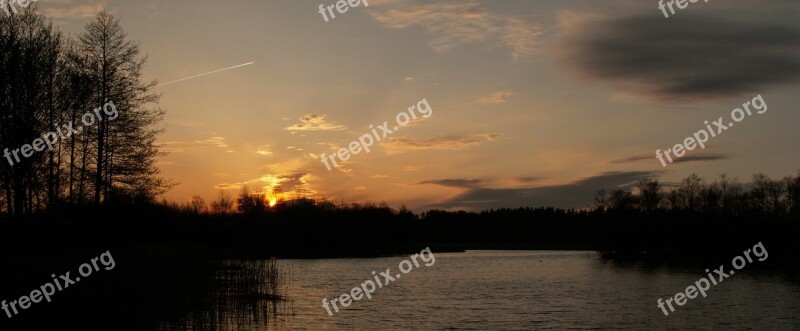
xmin=181 ymin=251 xmax=800 ymax=330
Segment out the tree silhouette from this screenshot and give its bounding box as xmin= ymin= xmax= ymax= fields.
xmin=79 ymin=11 xmax=168 ymax=203
xmin=0 ymin=7 xmax=169 ymax=215
xmin=0 ymin=5 xmax=62 ymax=215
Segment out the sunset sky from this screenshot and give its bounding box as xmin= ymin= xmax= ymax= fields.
xmin=47 ymin=0 xmax=800 ymax=211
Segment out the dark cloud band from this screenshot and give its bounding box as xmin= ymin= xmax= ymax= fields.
xmin=562 ymin=13 xmax=800 ymax=99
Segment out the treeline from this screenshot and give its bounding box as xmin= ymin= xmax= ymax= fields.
xmin=0 ymin=5 xmax=167 ymax=216
xmin=172 ymin=171 xmax=800 ymax=220
xmin=1 ymin=171 xmax=797 ymax=263
xmin=593 ymin=172 xmax=800 ymax=217
xmin=142 ymin=171 xmax=798 ymax=260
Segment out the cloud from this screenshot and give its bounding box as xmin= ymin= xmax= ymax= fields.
xmin=256 ymin=145 xmax=273 ymax=156
xmin=271 ymin=174 xmax=316 ymax=196
xmin=419 ymin=179 xmax=483 ymax=188
xmin=421 ymin=176 xmax=543 ymax=189
xmin=214 ymin=173 xmax=316 ymax=197
xmin=609 ymin=155 xmax=657 ymax=164
xmin=425 ymin=171 xmax=657 ymax=211
xmin=197 ymin=137 xmax=228 ymax=148
xmin=382 ymin=134 xmax=498 ymax=155
xmin=611 ymin=153 xmax=728 ymax=164
xmin=162 ymin=136 xmax=228 ymax=153
xmin=674 ymin=154 xmax=730 ymax=164
xmin=513 ymin=176 xmax=542 ymax=184
xmin=260 ymin=158 xmax=309 ymax=174
xmin=560 ymin=13 xmax=800 ymax=100
xmin=286 ymin=114 xmax=346 ymax=131
xmin=478 ymin=91 xmax=514 ymax=104
xmin=370 ymin=1 xmax=542 ymax=59
xmin=42 ymin=1 xmax=104 ymax=19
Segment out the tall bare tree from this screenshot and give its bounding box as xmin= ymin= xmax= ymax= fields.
xmin=0 ymin=5 xmax=62 ymax=215
xmin=78 ymin=11 xmax=168 ymax=203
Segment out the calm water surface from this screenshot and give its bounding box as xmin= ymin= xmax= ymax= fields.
xmin=222 ymin=251 xmax=800 ymax=330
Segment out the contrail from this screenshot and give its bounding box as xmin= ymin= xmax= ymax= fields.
xmin=157 ymin=62 xmax=255 ymax=87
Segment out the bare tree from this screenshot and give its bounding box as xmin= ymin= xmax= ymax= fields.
xmin=78 ymin=11 xmax=168 ymax=203
xmin=677 ymin=173 xmax=703 ymax=211
xmin=0 ymin=5 xmax=62 ymax=215
xmin=211 ymin=191 xmax=234 ymax=215
xmin=608 ymin=189 xmax=635 ymax=210
xmin=594 ymin=189 xmax=609 ymax=212
xmin=700 ymin=181 xmax=721 ymax=213
xmin=637 ymin=177 xmax=662 ymax=212
xmin=190 ymin=195 xmax=206 ymax=214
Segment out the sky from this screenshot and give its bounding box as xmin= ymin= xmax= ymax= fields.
xmin=45 ymin=0 xmax=800 ymax=211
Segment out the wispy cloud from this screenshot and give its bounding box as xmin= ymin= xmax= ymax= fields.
xmin=256 ymin=145 xmax=273 ymax=156
xmin=382 ymin=134 xmax=498 ymax=155
xmin=214 ymin=173 xmax=316 ymax=197
xmin=478 ymin=91 xmax=513 ymax=104
xmin=419 ymin=179 xmax=483 ymax=188
xmin=611 ymin=153 xmax=728 ymax=164
xmin=420 ymin=176 xmax=543 ymax=189
xmin=286 ymin=114 xmax=347 ymax=131
xmin=42 ymin=0 xmax=104 ymax=19
xmin=513 ymin=176 xmax=542 ymax=184
xmin=370 ymin=1 xmax=542 ymax=59
xmin=162 ymin=136 xmax=228 ymax=153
